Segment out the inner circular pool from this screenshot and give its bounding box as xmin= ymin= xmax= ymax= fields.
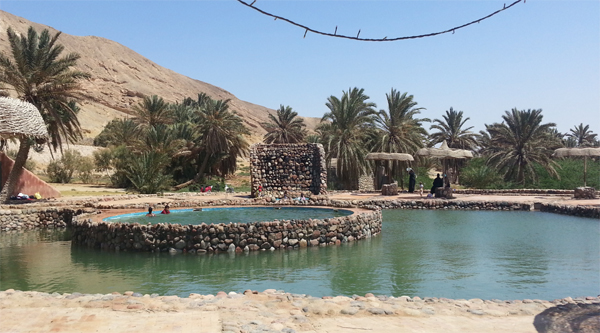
xmin=1 ymin=210 xmax=598 ymax=300
xmin=103 ymin=207 xmax=353 ymax=225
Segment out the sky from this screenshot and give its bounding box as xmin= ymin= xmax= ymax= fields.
xmin=1 ymin=0 xmax=599 ymax=135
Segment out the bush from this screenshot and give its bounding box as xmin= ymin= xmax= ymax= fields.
xmin=125 ymin=151 xmax=172 ymax=194
xmin=461 ymin=158 xmax=505 ymax=189
xmin=93 ymin=149 xmax=113 ymax=176
xmin=78 ymin=156 xmax=96 ymax=184
xmin=46 ymin=150 xmax=82 ymax=183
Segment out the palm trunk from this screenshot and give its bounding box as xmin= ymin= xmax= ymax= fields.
xmin=173 ymin=155 xmax=210 ymax=190
xmin=0 ymin=139 xmax=31 ymax=203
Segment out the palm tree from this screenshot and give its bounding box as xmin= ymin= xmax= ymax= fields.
xmin=132 ymin=95 xmax=172 ymax=129
xmin=374 ymin=89 xmax=429 ymax=186
xmin=262 ymin=105 xmax=307 ymax=143
xmin=93 ymin=118 xmax=140 ymax=147
xmin=429 ymin=107 xmax=478 ymax=149
xmin=484 ymin=108 xmax=561 ymax=184
xmin=319 ymin=87 xmax=377 ymax=190
xmin=0 ymin=26 xmax=88 ymax=202
xmin=566 ymin=123 xmax=598 ymax=147
xmin=174 ymin=98 xmax=249 ymax=189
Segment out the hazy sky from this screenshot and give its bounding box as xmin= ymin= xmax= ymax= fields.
xmin=1 ymin=0 xmax=598 ymax=135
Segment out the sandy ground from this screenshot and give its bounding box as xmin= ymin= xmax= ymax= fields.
xmin=1 ymin=190 xmax=598 ymax=333
xmin=2 ymin=289 xmax=577 ymax=333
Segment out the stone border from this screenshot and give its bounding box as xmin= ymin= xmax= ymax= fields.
xmin=2 ymin=195 xmax=598 ymax=232
xmin=540 ymin=203 xmax=600 ymax=219
xmin=71 ymin=207 xmax=382 ymax=253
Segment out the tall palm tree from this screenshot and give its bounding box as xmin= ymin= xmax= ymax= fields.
xmin=319 ymin=87 xmax=377 ymax=190
xmin=93 ymin=118 xmax=140 ymax=147
xmin=0 ymin=26 xmax=88 ymax=202
xmin=429 ymin=107 xmax=478 ymax=149
xmin=566 ymin=123 xmax=598 ymax=147
xmin=174 ymin=98 xmax=249 ymax=189
xmin=374 ymin=89 xmax=429 ymax=185
xmin=484 ymin=108 xmax=561 ymax=184
xmin=262 ymin=105 xmax=307 ymax=143
xmin=132 ymin=95 xmax=172 ymax=129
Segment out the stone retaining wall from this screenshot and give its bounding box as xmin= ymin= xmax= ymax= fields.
xmin=540 ymin=204 xmax=600 ymax=219
xmin=250 ymin=143 xmax=327 ymax=198
xmin=0 ymin=208 xmax=85 ymax=231
xmin=453 ymin=189 xmax=574 ymax=195
xmin=71 ymin=209 xmax=382 ymax=253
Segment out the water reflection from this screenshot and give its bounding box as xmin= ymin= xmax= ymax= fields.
xmin=0 ymin=211 xmax=598 ymax=300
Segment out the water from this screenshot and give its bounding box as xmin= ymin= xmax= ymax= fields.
xmin=1 ymin=210 xmax=598 ymax=300
xmin=104 ymin=207 xmax=353 ymax=225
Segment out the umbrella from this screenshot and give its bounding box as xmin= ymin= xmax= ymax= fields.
xmin=553 ymin=147 xmax=600 ymax=187
xmin=365 ymin=152 xmax=414 ymax=161
xmin=416 ymin=140 xmax=473 ymax=176
xmin=0 ymin=97 xmax=48 ymax=140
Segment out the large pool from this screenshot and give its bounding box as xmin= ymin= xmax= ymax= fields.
xmin=1 ymin=210 xmax=597 ymax=300
xmin=103 ymin=207 xmax=353 ymax=225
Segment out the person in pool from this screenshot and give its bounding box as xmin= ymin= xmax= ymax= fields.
xmin=161 ymin=205 xmax=170 ymax=214
xmin=146 ymin=206 xmax=155 ymax=217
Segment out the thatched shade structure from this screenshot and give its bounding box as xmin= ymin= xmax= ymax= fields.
xmin=366 ymin=152 xmax=414 ymax=162
xmin=416 ymin=140 xmax=473 ymax=181
xmin=553 ymin=147 xmax=600 ymax=187
xmin=0 ymin=97 xmax=48 ymax=140
xmin=416 ymin=140 xmax=473 ymax=160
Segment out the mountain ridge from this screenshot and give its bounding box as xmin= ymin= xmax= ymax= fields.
xmin=0 ymin=10 xmax=320 ymax=142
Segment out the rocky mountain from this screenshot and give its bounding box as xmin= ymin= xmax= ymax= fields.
xmin=0 ymin=11 xmax=320 ymax=143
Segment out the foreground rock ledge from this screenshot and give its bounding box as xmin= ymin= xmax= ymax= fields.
xmin=1 ymin=289 xmax=598 ymax=333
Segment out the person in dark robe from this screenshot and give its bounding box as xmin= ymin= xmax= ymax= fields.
xmin=408 ymin=168 xmax=416 ymax=193
xmin=431 ymin=173 xmax=443 ymax=194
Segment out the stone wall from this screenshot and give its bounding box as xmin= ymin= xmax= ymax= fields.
xmin=250 ymin=143 xmax=327 ymax=198
xmin=71 ymin=209 xmax=382 ymax=253
xmin=453 ymin=189 xmax=574 ymax=195
xmin=540 ymin=204 xmax=600 ymax=219
xmin=358 ymin=174 xmax=374 ymax=191
xmin=0 ymin=208 xmax=94 ymax=231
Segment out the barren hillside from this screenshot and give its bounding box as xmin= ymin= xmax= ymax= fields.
xmin=0 ymin=11 xmax=319 ymax=142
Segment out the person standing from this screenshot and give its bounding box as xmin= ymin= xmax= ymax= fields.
xmin=408 ymin=168 xmax=416 ymax=193
xmin=419 ymin=182 xmax=424 ymax=197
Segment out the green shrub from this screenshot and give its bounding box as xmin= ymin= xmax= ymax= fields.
xmin=78 ymin=156 xmax=96 ymax=184
xmin=46 ymin=150 xmax=82 ymax=183
xmin=93 ymin=149 xmax=113 ymax=176
xmin=461 ymin=158 xmax=505 ymax=189
xmin=125 ymin=151 xmax=172 ymax=194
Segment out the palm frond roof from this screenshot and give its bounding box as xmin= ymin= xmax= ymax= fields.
xmin=0 ymin=97 xmax=48 ymax=140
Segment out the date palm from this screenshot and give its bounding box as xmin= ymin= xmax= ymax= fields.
xmin=0 ymin=26 xmax=88 ymax=202
xmin=319 ymin=87 xmax=377 ymax=190
xmin=429 ymin=107 xmax=477 ymax=150
xmin=485 ymin=108 xmax=561 ymax=184
xmin=566 ymin=123 xmax=597 ymax=147
xmin=262 ymin=105 xmax=307 ymax=143
xmin=174 ymin=98 xmax=249 ymax=189
xmin=132 ymin=95 xmax=172 ymax=129
xmin=374 ymin=89 xmax=428 ymax=185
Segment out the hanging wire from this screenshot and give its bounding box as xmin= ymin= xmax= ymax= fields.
xmin=236 ymin=0 xmax=524 ymax=42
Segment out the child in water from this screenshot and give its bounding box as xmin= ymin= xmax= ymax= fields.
xmin=161 ymin=205 xmax=170 ymax=214
xmin=146 ymin=207 xmax=155 ymax=217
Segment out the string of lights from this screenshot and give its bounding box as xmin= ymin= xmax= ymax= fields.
xmin=236 ymin=0 xmax=525 ymax=42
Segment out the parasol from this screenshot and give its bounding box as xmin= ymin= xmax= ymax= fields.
xmin=553 ymin=147 xmax=600 ymax=187
xmin=416 ymin=140 xmax=473 ymax=176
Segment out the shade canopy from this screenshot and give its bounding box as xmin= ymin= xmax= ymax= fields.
xmin=0 ymin=97 xmax=48 ymax=140
xmin=552 ymin=147 xmax=600 ymax=187
xmin=552 ymin=147 xmax=600 ymax=158
xmin=366 ymin=152 xmax=414 ymax=161
xmin=416 ymin=140 xmax=474 ymax=159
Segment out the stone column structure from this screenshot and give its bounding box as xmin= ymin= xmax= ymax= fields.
xmin=250 ymin=143 xmax=327 ymax=198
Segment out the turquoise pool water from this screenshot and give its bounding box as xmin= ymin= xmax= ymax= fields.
xmin=103 ymin=207 xmax=353 ymax=225
xmin=1 ymin=210 xmax=597 ymax=300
